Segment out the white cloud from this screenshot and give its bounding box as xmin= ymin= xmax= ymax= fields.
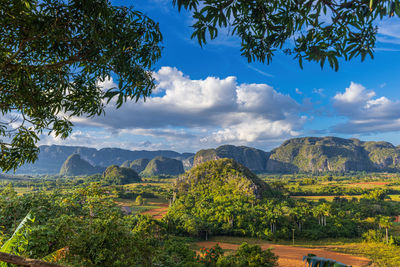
xmin=313 ymin=88 xmax=325 ymax=96
xmin=334 ymin=82 xmax=375 ymax=105
xmin=96 ymin=76 xmax=116 ymax=91
xmin=377 ymin=18 xmax=400 ymax=46
xmin=72 ymin=66 xmax=305 ymax=150
xmin=247 ymin=65 xmax=274 ymax=77
xmin=333 ymin=82 xmax=400 ymax=133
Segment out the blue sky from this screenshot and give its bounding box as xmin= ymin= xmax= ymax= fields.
xmin=39 ymin=0 xmax=400 ymax=153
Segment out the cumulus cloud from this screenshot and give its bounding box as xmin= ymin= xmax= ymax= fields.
xmin=333 ymin=82 xmax=400 ymax=133
xmin=72 ymin=66 xmax=305 ymax=149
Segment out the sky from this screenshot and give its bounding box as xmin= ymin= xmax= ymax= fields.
xmin=39 ymin=1 xmax=400 ymax=153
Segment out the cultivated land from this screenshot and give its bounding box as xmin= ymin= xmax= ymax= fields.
xmin=3 ymin=170 xmax=400 ymax=266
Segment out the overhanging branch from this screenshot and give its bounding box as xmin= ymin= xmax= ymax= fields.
xmin=0 ymin=252 xmax=65 ymax=267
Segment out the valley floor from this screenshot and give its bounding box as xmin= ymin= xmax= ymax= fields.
xmin=196 ymin=240 xmax=371 ymax=267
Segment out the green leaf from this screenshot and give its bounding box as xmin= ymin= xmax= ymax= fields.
xmin=1 ymin=211 xmax=34 ymax=254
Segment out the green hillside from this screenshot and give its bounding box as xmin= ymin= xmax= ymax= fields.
xmin=175 ymin=158 xmax=270 ymax=198
xmin=102 ymin=165 xmax=141 ymax=185
xmin=267 ymin=136 xmax=400 ymax=173
xmin=141 ymin=156 xmax=184 ymax=176
xmin=193 ymin=145 xmax=269 ymax=172
xmin=129 ymin=158 xmax=150 ymax=173
xmin=168 ymin=158 xmax=272 ymax=236
xmin=59 ymin=154 xmax=100 ymax=176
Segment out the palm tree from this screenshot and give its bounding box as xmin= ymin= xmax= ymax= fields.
xmin=378 ymin=216 xmax=393 ymax=244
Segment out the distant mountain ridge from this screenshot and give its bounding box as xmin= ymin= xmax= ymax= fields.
xmin=194 ymin=137 xmax=400 ymax=173
xmin=141 ymin=156 xmax=185 ymax=176
xmin=267 ymin=136 xmax=400 ymax=173
xmin=14 ymin=145 xmax=194 ymax=174
xmin=194 ymin=145 xmax=270 ymax=172
xmin=59 ymin=154 xmax=103 ymax=176
xmin=10 ymin=136 xmax=400 ymax=174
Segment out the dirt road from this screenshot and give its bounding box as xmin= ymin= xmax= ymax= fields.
xmin=196 ymin=241 xmax=372 ymax=267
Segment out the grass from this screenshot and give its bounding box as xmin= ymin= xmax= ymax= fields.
xmin=332 ymin=242 xmax=400 ymax=267
xmin=114 ymin=197 xmax=168 ymax=215
xmin=200 ymin=236 xmax=361 ymax=247
xmin=194 ymin=236 xmax=400 ymax=266
xmin=291 ymin=195 xmax=362 ymax=202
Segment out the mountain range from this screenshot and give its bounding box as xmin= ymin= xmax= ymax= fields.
xmin=9 ymin=136 xmax=400 ymax=175
xmin=13 ymin=145 xmax=194 ymax=174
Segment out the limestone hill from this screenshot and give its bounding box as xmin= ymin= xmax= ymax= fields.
xmin=121 ymin=158 xmax=150 ymax=173
xmin=194 ymin=145 xmax=269 ymax=172
xmin=102 ymin=165 xmax=141 ymax=185
xmin=267 ymin=136 xmax=400 ymax=172
xmin=175 ymin=158 xmax=271 ymax=199
xmin=141 ymin=156 xmax=184 ymax=176
xmin=59 ymin=154 xmax=101 ymax=176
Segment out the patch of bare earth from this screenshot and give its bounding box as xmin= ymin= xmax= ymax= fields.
xmin=196 ymin=241 xmax=372 ymax=267
xmin=141 ymin=203 xmax=169 ymax=219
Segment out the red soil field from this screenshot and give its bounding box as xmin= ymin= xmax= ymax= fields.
xmin=349 ymin=182 xmax=389 ymax=185
xmin=196 ymin=241 xmax=371 ymax=267
xmin=141 ymin=203 xmax=169 ymax=219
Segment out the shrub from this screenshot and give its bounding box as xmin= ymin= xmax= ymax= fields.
xmin=218 ymin=242 xmax=278 ymax=267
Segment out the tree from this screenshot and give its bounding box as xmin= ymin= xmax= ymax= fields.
xmin=136 ymin=195 xmax=144 ymax=206
xmin=378 ymin=215 xmax=392 ymax=244
xmin=0 ymin=0 xmax=162 ymax=171
xmin=218 ymin=242 xmax=279 ymax=267
xmin=173 ymin=0 xmax=399 ymax=70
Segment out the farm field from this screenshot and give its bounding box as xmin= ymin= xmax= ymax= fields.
xmin=195 ymin=240 xmax=371 ymax=267
xmin=3 ymin=171 xmax=400 ymax=266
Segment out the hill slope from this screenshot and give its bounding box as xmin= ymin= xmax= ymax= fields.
xmin=194 ymin=145 xmax=270 ymax=172
xmin=102 ymin=165 xmax=141 ymax=185
xmin=141 ymin=156 xmax=184 ymax=176
xmin=175 ymin=158 xmax=271 ymax=198
xmin=59 ymin=154 xmax=101 ymax=176
xmin=14 ymin=145 xmax=194 ymax=174
xmin=267 ymin=136 xmax=400 ymax=173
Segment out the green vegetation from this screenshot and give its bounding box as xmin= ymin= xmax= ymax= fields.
xmin=194 ymin=145 xmax=269 ymax=172
xmin=0 ymin=0 xmax=162 ymax=171
xmin=196 ymin=243 xmax=278 ymax=267
xmin=174 ymin=0 xmax=399 ymax=70
xmin=333 ymin=242 xmax=400 ymax=267
xmin=5 ymin=158 xmax=400 ymax=265
xmin=102 ymin=165 xmax=141 ymax=185
xmin=121 ymin=158 xmax=150 ymax=173
xmin=59 ymin=154 xmax=100 ymax=176
xmin=141 ymin=156 xmax=184 ymax=177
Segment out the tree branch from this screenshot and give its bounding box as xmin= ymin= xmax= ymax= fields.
xmin=6 ymin=56 xmax=89 ymax=71
xmin=0 ymin=252 xmax=65 ymax=267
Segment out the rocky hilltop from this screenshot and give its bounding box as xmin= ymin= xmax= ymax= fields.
xmin=121 ymin=158 xmax=150 ymax=173
xmin=194 ymin=145 xmax=270 ymax=172
xmin=193 ymin=137 xmax=400 ymax=173
xmin=59 ymin=154 xmax=102 ymax=176
xmin=141 ymin=156 xmax=185 ymax=176
xmin=14 ymin=145 xmax=194 ymax=174
xmin=175 ymin=158 xmax=271 ymax=198
xmin=11 ymin=136 xmax=400 ymax=175
xmin=267 ymin=137 xmax=400 ymax=173
xmin=102 ymin=165 xmax=141 ymax=185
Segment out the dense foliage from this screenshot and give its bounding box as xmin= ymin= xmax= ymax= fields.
xmin=59 ymin=154 xmax=101 ymax=176
xmin=174 ymin=0 xmax=400 ymax=70
xmin=0 ymin=0 xmax=162 ymax=171
xmin=168 ymin=159 xmax=400 ymax=241
xmin=121 ymin=158 xmax=150 ymax=173
xmin=102 ymin=165 xmax=141 ymax=185
xmin=141 ymin=156 xmax=185 ymax=177
xmin=0 ymin=184 xmax=199 ymax=266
